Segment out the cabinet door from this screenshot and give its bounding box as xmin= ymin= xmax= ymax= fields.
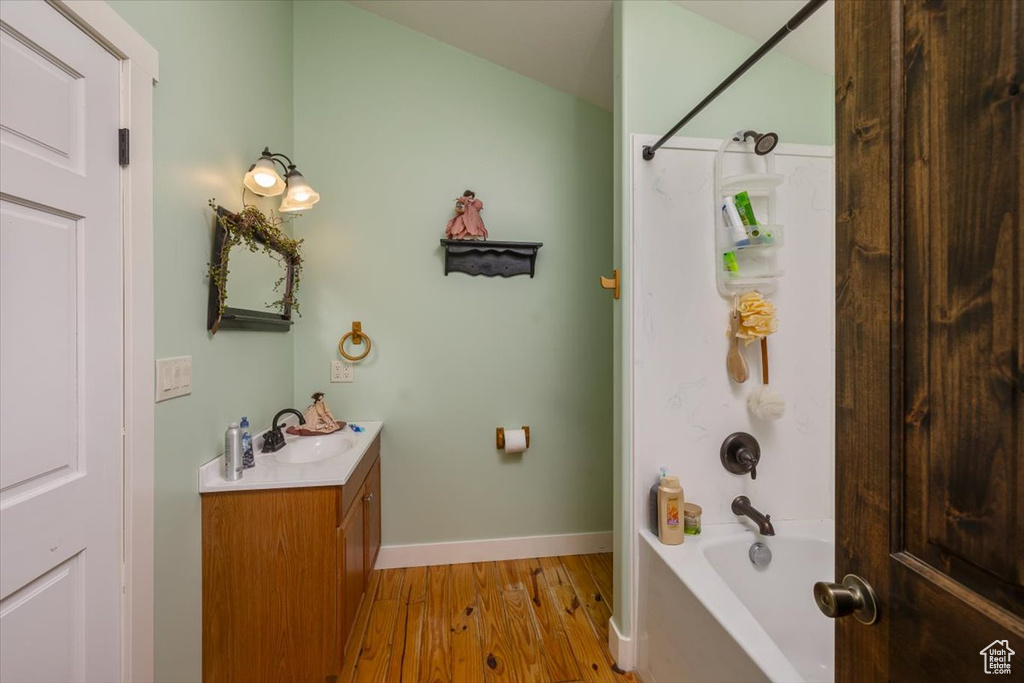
xmin=340 ymin=486 xmax=365 ymax=653
xmin=363 ymin=457 xmax=382 ymax=583
xmin=203 ymin=488 xmax=338 ymax=683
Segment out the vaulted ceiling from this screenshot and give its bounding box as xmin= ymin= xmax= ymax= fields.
xmin=348 ymin=0 xmax=834 ymax=111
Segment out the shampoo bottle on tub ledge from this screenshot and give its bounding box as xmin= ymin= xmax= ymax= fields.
xmin=649 ymin=467 xmax=667 ymax=534
xmin=658 ymin=476 xmax=685 ymax=545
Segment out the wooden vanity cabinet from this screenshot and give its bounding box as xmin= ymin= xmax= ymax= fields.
xmin=202 ymin=435 xmax=381 ymax=683
xmin=338 ymin=455 xmax=381 ymax=649
xmin=362 ymin=457 xmax=381 ymax=581
xmin=339 ymin=483 xmax=364 ymax=649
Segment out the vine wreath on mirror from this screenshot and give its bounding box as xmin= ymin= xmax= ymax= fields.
xmin=207 ymin=199 xmax=304 ymax=327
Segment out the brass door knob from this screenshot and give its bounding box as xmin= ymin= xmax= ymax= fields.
xmin=813 ymin=574 xmax=878 ymax=625
xmin=600 ymin=269 xmax=620 ymax=300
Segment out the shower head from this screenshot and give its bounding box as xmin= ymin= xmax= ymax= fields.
xmin=734 ymin=130 xmax=779 ymax=156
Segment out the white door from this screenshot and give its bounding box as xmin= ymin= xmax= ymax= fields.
xmin=0 ymin=2 xmax=122 ymax=681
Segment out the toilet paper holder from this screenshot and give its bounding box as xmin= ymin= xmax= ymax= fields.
xmin=496 ymin=426 xmax=530 ymax=450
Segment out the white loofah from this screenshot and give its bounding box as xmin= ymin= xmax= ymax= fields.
xmin=748 ymin=385 xmax=785 ymax=419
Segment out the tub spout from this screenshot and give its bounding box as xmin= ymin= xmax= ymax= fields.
xmin=731 ymin=495 xmax=775 ymax=536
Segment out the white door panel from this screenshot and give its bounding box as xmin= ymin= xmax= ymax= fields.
xmin=0 ymin=1 xmax=122 ymax=681
xmin=0 ymin=556 xmax=84 ymax=683
xmin=0 ymin=25 xmax=85 ymax=172
xmin=0 ymin=202 xmax=78 ymax=493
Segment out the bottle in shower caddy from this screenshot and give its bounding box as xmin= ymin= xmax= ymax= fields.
xmin=240 ymin=417 xmax=254 ymax=469
xmin=658 ymin=475 xmax=685 ymax=545
xmin=223 ymin=422 xmax=243 ymax=481
xmin=722 ymin=196 xmax=750 ymax=247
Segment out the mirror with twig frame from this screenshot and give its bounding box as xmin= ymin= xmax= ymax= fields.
xmin=207 ymin=205 xmax=302 ymax=333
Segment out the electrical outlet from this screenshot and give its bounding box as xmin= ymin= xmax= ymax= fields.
xmin=331 ymin=360 xmax=354 ymax=383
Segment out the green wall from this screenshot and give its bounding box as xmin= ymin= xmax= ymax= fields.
xmin=611 ymin=0 xmax=834 ymax=640
xmin=110 ymin=0 xmax=612 ymax=679
xmin=622 ymin=0 xmax=834 ymax=144
xmin=106 ymin=2 xmax=295 ymax=681
xmin=291 ymin=1 xmax=614 ymax=546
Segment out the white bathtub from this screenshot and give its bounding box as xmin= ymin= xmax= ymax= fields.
xmin=637 ymin=521 xmax=834 ymax=683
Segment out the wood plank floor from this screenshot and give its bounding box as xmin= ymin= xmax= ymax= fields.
xmin=340 ymin=553 xmax=638 ymax=683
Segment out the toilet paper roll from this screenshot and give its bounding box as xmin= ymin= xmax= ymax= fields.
xmin=502 ymin=428 xmax=528 ymax=454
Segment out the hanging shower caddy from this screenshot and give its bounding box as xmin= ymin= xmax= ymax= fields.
xmin=714 ymin=136 xmax=784 ymax=297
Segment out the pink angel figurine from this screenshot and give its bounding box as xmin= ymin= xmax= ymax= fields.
xmin=445 ymin=190 xmax=488 ymax=240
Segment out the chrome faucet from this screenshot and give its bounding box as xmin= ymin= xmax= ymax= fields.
xmin=260 ymin=408 xmax=306 ymax=453
xmin=732 ymin=496 xmax=775 ymax=536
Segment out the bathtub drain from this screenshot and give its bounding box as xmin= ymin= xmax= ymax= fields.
xmin=749 ymin=542 xmax=772 ymax=567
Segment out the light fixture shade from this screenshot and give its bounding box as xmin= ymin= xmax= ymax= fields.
xmin=243 ymin=158 xmax=285 ymax=196
xmin=278 ymin=171 xmax=320 ymax=212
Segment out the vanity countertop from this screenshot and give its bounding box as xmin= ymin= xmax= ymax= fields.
xmin=199 ymin=421 xmax=383 ymax=494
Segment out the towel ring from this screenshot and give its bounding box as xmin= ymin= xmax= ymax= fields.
xmin=338 ymin=321 xmax=372 ymax=362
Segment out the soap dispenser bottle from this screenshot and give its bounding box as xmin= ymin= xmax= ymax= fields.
xmin=658 ymin=476 xmax=685 ymax=545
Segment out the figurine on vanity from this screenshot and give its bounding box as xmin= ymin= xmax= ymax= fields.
xmin=291 ymin=392 xmax=344 ymax=435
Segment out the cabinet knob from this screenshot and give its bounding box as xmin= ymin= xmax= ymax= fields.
xmin=364 ymin=492 xmax=374 ymax=503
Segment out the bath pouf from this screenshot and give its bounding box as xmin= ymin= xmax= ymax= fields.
xmin=735 ymin=291 xmax=784 ymax=420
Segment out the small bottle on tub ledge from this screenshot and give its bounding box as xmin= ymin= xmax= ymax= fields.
xmin=658 ymin=475 xmax=685 ymax=545
xmin=684 ymin=502 xmax=702 ymax=536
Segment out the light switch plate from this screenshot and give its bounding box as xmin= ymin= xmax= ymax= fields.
xmin=331 ymin=360 xmax=354 ymax=383
xmin=156 ymin=356 xmax=192 ymax=402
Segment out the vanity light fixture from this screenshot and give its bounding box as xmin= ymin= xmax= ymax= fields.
xmin=278 ymin=167 xmax=320 ymax=212
xmin=242 ymin=147 xmax=320 ymax=211
xmin=243 ymin=156 xmax=285 ymax=195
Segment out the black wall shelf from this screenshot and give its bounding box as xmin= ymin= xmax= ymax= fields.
xmin=440 ymin=239 xmax=543 ymax=278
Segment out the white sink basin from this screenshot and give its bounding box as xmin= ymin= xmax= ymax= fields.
xmin=273 ymin=433 xmax=354 ymax=465
xmin=200 ymin=421 xmax=383 ymax=493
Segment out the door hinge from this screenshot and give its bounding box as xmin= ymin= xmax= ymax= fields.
xmin=118 ymin=128 xmax=130 ymax=166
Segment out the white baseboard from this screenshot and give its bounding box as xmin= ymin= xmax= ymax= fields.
xmin=608 ymin=616 xmax=635 ymax=671
xmin=375 ymin=531 xmax=613 ymax=569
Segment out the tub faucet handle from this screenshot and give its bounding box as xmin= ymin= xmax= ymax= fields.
xmin=738 ymin=447 xmax=757 ymax=480
xmin=721 ymin=432 xmax=761 ymax=480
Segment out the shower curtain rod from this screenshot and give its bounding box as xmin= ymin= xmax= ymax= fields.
xmin=641 ymin=0 xmax=827 ymax=161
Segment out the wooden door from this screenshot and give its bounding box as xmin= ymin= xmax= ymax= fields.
xmin=363 ymin=457 xmax=382 ymax=581
xmin=340 ymin=485 xmax=365 ymax=653
xmin=0 ymin=2 xmax=123 ymax=681
xmin=836 ymin=0 xmax=1022 ymax=680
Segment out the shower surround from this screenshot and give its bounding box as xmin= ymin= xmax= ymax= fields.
xmin=629 ymin=135 xmax=836 ymax=680
xmin=630 ymin=135 xmax=835 ymax=526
